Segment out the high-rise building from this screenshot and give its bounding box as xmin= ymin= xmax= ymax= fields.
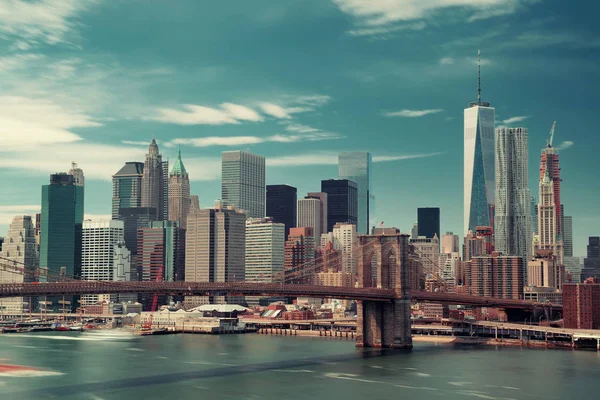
xmin=81 ymin=220 xmax=129 ymax=305
xmin=338 ymin=152 xmax=371 ymax=234
xmin=563 ymin=279 xmax=600 ymax=329
xmin=117 ymin=207 xmax=155 ymax=281
xmin=185 ymin=206 xmax=246 ymax=306
xmin=463 ymin=226 xmax=493 ymax=262
xmin=562 ymin=215 xmax=573 ymax=258
xmin=321 ymin=179 xmax=358 ymax=233
xmin=527 ymin=250 xmax=564 ymax=290
xmin=539 ymin=124 xmax=562 ymax=238
xmin=464 ymin=253 xmax=524 ymax=299
xmin=245 ymin=218 xmax=285 ymax=284
xmin=141 ymin=139 xmax=168 ymax=221
xmin=564 ymin=257 xmax=583 ymax=283
xmin=0 ymin=215 xmax=38 ymax=313
xmin=112 ymin=162 xmax=144 ymax=219
xmin=332 ymin=223 xmax=357 ymax=277
xmin=417 ymin=207 xmax=440 ymax=240
xmin=530 ymin=196 xmax=538 ymax=235
xmin=439 ymin=252 xmax=460 ymax=292
xmin=306 ymin=192 xmax=328 ymax=237
xmin=464 ymin=51 xmax=495 ymax=234
xmin=168 ymin=149 xmax=190 ymax=229
xmin=284 ymin=227 xmax=315 ymax=284
xmin=297 ymin=197 xmax=323 ymax=245
xmin=221 ymin=150 xmax=265 ymax=218
xmin=441 ymin=232 xmax=459 ymax=254
xmin=69 ymin=162 xmax=85 ymax=187
xmin=537 ymin=167 xmax=563 ymax=264
xmin=190 ymin=195 xmax=200 ymax=211
xmin=410 ymin=223 xmax=418 ymax=240
xmin=582 ymin=237 xmax=600 ymax=281
xmin=266 ymin=184 xmax=297 ymax=240
xmin=495 ymin=127 xmax=531 ymax=265
xmin=410 ymin=236 xmax=440 ymax=286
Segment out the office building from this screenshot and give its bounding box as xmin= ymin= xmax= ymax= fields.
xmin=410 ymin=223 xmax=418 ymax=240
xmin=563 ymin=279 xmax=600 ymax=329
xmin=245 ymin=218 xmax=285 ymax=283
xmin=463 ymin=226 xmax=493 ymax=262
xmin=321 ymin=179 xmax=357 ymax=232
xmin=464 ymin=51 xmax=495 ymax=234
xmin=539 ymin=126 xmax=563 ymax=238
xmin=112 ymin=162 xmax=144 ymax=219
xmin=284 ymin=227 xmax=315 ymax=284
xmin=442 ymin=232 xmax=460 ymax=254
xmin=439 ymin=252 xmax=460 ymax=292
xmin=185 ymin=206 xmax=246 ymax=306
xmin=564 ymin=257 xmax=582 ymax=283
xmin=338 ymin=152 xmax=371 ymax=234
xmin=582 ymin=237 xmax=600 ymax=280
xmin=297 ymin=197 xmax=323 ymax=245
xmin=527 ymin=250 xmax=564 ymax=290
xmin=0 ymin=216 xmax=38 ymax=313
xmin=69 ymin=162 xmax=85 ymax=187
xmin=222 ymin=150 xmax=265 ymax=218
xmin=168 ymin=149 xmax=190 ymax=229
xmin=141 ymin=139 xmax=168 ymax=221
xmin=332 ymin=223 xmax=357 ymax=277
xmin=117 ymin=207 xmax=155 ymax=281
xmin=315 ymin=241 xmax=342 ymax=273
xmin=410 ymin=235 xmax=440 ymax=283
xmin=417 ymin=208 xmax=440 ymax=240
xmin=537 ymin=167 xmax=563 ymax=264
xmin=495 ymin=127 xmax=531 ymax=265
xmin=266 ymin=184 xmax=297 ymax=240
xmin=464 ymin=253 xmax=524 ymax=299
xmin=531 ymin=196 xmax=538 ymax=235
xmin=562 ymin=215 xmax=573 ymax=258
xmin=306 ymin=192 xmax=328 ymax=237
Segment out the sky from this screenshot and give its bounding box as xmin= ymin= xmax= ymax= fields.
xmin=0 ymin=0 xmax=598 ymax=257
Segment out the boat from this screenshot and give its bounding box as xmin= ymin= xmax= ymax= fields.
xmin=56 ymin=326 xmax=70 ymax=332
xmin=82 ymin=329 xmax=138 ymax=341
xmin=69 ymin=324 xmax=84 ymax=331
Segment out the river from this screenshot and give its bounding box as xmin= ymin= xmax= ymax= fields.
xmin=1 ymin=332 xmax=598 ymax=399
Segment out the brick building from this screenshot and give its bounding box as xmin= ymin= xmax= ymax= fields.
xmin=563 ymin=278 xmax=600 ymax=329
xmin=464 ymin=253 xmax=524 ymax=299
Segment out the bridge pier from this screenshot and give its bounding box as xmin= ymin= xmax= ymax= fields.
xmin=356 ymin=299 xmax=412 ymax=349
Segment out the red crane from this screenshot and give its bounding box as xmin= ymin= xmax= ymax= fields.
xmin=150 ymin=264 xmax=164 ymax=312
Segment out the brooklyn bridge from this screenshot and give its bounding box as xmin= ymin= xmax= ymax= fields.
xmin=0 ymin=233 xmax=558 ymax=349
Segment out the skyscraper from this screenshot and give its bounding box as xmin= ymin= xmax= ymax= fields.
xmin=537 ymin=168 xmax=563 ymax=264
xmin=562 ymin=215 xmax=573 ymax=258
xmin=582 ymin=237 xmax=600 ymax=281
xmin=306 ymin=192 xmax=328 ymax=237
xmin=141 ymin=139 xmax=168 ymax=221
xmin=332 ymin=222 xmax=357 ymax=277
xmin=69 ymin=162 xmax=85 ymax=187
xmin=112 ymin=162 xmax=144 ymax=219
xmin=297 ymin=197 xmax=323 ymax=245
xmin=417 ymin=207 xmax=440 ymax=240
xmin=464 ymin=50 xmax=495 ymax=234
xmin=441 ymin=232 xmax=460 ymax=254
xmin=338 ymin=152 xmax=371 ymax=234
xmin=530 ymin=196 xmax=538 ymax=234
xmin=185 ymin=206 xmax=246 ymax=306
xmin=495 ymin=127 xmax=531 ymax=265
xmin=321 ymin=179 xmax=358 ymax=233
xmin=222 ymin=150 xmax=265 ymax=218
xmin=168 ymin=149 xmax=190 ymax=229
xmin=464 ymin=254 xmax=524 ymax=299
xmin=539 ymin=122 xmax=562 ymax=238
xmin=245 ymin=218 xmax=285 ymax=284
xmin=117 ymin=207 xmax=155 ymax=281
xmin=0 ymin=215 xmax=38 ymax=313
xmin=266 ymin=184 xmax=297 ymax=240
xmin=284 ymin=227 xmax=315 ymax=284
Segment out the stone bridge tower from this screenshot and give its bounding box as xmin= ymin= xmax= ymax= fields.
xmin=355 ymin=233 xmax=412 ymax=348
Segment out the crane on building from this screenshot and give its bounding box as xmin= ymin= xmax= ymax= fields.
xmin=547 ymin=121 xmax=556 ymax=148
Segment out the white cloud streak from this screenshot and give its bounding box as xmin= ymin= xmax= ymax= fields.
xmin=501 ymin=115 xmax=529 ymax=124
xmin=258 ymin=102 xmax=308 ymax=119
xmin=165 ymin=130 xmax=342 ymax=148
xmin=555 ymin=141 xmax=574 ymax=150
xmin=150 ymin=103 xmax=262 ymax=125
xmin=267 ymin=152 xmax=443 ymax=167
xmin=383 ymin=109 xmax=444 ymax=118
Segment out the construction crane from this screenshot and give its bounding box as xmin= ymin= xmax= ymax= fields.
xmin=547 ymin=121 xmax=556 ymax=148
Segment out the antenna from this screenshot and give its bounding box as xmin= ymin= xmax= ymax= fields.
xmin=477 ymin=49 xmax=481 ymax=105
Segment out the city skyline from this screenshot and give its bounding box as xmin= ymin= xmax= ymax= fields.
xmin=0 ymin=1 xmax=597 ymax=256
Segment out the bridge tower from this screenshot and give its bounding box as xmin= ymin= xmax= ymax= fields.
xmin=355 ymin=233 xmax=412 ymax=349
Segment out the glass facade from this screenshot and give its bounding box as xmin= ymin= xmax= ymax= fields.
xmin=417 ymin=207 xmax=440 ymax=240
xmin=112 ymin=162 xmax=144 ymax=219
xmin=266 ymin=184 xmax=297 ymax=240
xmin=222 ymin=151 xmax=265 ymax=218
xmin=338 ymin=152 xmax=371 ymax=234
xmin=321 ymin=179 xmax=358 ymax=233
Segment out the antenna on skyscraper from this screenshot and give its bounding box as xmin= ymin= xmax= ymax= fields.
xmin=477 ymin=49 xmax=481 ymax=105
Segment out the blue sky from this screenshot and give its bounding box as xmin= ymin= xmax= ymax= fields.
xmin=0 ymin=0 xmax=597 ymax=256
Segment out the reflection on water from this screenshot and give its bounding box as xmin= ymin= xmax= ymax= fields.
xmin=1 ymin=333 xmax=599 ymax=400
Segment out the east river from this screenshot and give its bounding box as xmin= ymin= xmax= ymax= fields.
xmin=1 ymin=332 xmax=599 ymax=400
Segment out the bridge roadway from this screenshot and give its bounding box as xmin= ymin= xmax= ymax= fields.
xmin=0 ymin=282 xmax=557 ymax=311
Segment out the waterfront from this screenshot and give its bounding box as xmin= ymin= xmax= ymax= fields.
xmin=1 ymin=333 xmax=599 ymax=400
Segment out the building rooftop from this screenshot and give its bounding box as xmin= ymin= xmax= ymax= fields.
xmin=189 ymin=304 xmax=248 ymax=313
xmin=113 ymin=162 xmax=144 ymax=177
xmin=170 ymin=148 xmax=188 ymax=176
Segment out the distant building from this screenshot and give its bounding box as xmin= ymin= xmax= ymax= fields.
xmin=582 ymin=237 xmax=600 ymax=281
xmin=464 ymin=253 xmax=524 ymax=299
xmin=266 ymin=184 xmax=297 ymax=240
xmin=439 ymin=252 xmax=460 ymax=292
xmin=537 ymin=166 xmax=563 ymax=264
xmin=441 ymin=232 xmax=459 ymax=254
xmin=315 ymin=241 xmax=342 ymax=273
xmin=306 ymin=192 xmax=328 ymax=237
xmin=321 ymin=179 xmax=357 ymax=233
xmin=68 ymin=162 xmax=85 ymax=187
xmin=563 ymin=279 xmax=600 ymax=329
xmin=168 ymin=149 xmax=190 ymax=229
xmin=410 ymin=235 xmax=440 ymax=284
xmin=527 ymin=250 xmax=564 ymax=290
xmin=284 ymin=227 xmax=315 ymax=284
xmin=564 ymin=256 xmax=582 ymax=283
xmin=297 ymin=197 xmax=323 ymax=245
xmin=141 ymin=139 xmax=168 ymax=221
xmin=530 ymin=196 xmax=537 ymax=235
xmin=117 ymin=207 xmax=156 ymax=281
xmin=417 ymin=207 xmax=440 ymax=241
xmin=245 ymin=218 xmax=285 ymax=284
xmin=338 ymin=152 xmax=371 ymax=234
xmin=562 ymin=215 xmax=573 ymax=258
xmin=112 ymin=162 xmax=144 ymax=219
xmin=332 ymin=223 xmax=357 ymax=277
xmin=185 ymin=206 xmax=246 ymax=306
xmin=463 ymin=226 xmax=493 ymax=262
xmin=539 ymin=128 xmax=563 ymax=239
xmin=221 ymin=150 xmax=265 ymax=218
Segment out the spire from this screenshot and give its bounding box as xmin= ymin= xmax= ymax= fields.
xmin=477 ymin=49 xmax=481 ymax=105
xmin=148 ymin=138 xmax=159 ymax=156
xmin=170 ymin=147 xmax=187 ymax=176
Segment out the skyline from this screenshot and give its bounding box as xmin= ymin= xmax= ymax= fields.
xmin=0 ymin=0 xmax=597 ymax=256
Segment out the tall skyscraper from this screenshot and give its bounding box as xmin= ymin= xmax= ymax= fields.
xmin=117 ymin=207 xmax=155 ymax=281
xmin=141 ymin=139 xmax=168 ymax=221
xmin=321 ymin=179 xmax=358 ymax=233
xmin=530 ymin=196 xmax=538 ymax=234
xmin=537 ymin=168 xmax=563 ymax=264
xmin=245 ymin=218 xmax=285 ymax=284
xmin=222 ymin=150 xmax=265 ymax=218
xmin=495 ymin=127 xmax=531 ymax=265
xmin=185 ymin=206 xmax=246 ymax=306
xmin=332 ymin=223 xmax=357 ymax=277
xmin=112 ymin=162 xmax=144 ymax=219
xmin=0 ymin=215 xmax=38 ymax=313
xmin=306 ymin=192 xmax=328 ymax=236
xmin=464 ymin=50 xmax=495 ymax=234
xmin=562 ymin=215 xmax=573 ymax=258
xmin=297 ymin=197 xmax=323 ymax=245
xmin=539 ymin=122 xmax=562 ymax=238
xmin=266 ymin=184 xmax=297 ymax=240
xmin=168 ymin=149 xmax=190 ymax=229
xmin=582 ymin=237 xmax=600 ymax=281
xmin=441 ymin=232 xmax=460 ymax=254
xmin=417 ymin=207 xmax=440 ymax=240
xmin=338 ymin=152 xmax=371 ymax=234
xmin=190 ymin=195 xmax=200 ymax=211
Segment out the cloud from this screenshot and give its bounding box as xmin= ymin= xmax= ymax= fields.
xmin=83 ymin=214 xmax=113 ymax=222
xmin=383 ymin=109 xmax=444 ymax=118
xmin=439 ymin=57 xmax=455 ymax=65
xmin=0 ymin=0 xmax=95 ymax=46
xmin=372 ymin=152 xmax=445 ymax=162
xmin=555 ymin=141 xmax=574 ymax=150
xmin=219 ymin=103 xmax=264 ymax=122
xmin=283 ymin=123 xmax=320 ymax=134
xmin=501 ymin=115 xmax=529 ymax=125
xmin=0 ymin=205 xmax=40 ymax=225
xmin=122 ymin=140 xmax=152 ymax=146
xmin=267 ymin=152 xmax=443 ymax=167
xmin=348 ymin=21 xmax=425 ymax=38
xmin=165 ymin=130 xmax=342 ymax=148
xmin=258 ymin=102 xmax=307 ymax=119
xmin=150 ymin=103 xmax=264 ymax=125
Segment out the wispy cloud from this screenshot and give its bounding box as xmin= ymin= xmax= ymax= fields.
xmin=165 ymin=130 xmax=342 ymax=148
xmin=122 ymin=140 xmax=152 ymax=146
xmin=258 ymin=102 xmax=307 ymax=119
xmin=372 ymin=152 xmax=445 ymax=162
xmin=383 ymin=109 xmax=443 ymax=118
xmin=0 ymin=205 xmax=41 ymax=225
xmin=348 ymin=21 xmax=425 ymax=38
xmin=0 ymin=0 xmax=96 ymax=46
xmin=439 ymin=57 xmax=455 ymax=65
xmin=502 ymin=115 xmax=529 ymax=124
xmin=150 ymin=103 xmax=263 ymax=125
xmin=555 ymin=140 xmax=574 ymax=150
xmin=267 ymin=152 xmax=444 ymax=167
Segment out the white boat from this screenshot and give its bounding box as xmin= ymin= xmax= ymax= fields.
xmin=82 ymin=329 xmax=138 ymax=341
